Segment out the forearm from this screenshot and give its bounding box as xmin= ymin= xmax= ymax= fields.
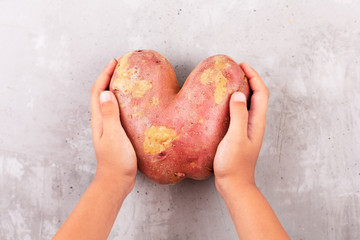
xmin=220 ymin=184 xmax=290 ymax=240
xmin=53 ymin=175 xmax=129 ymax=240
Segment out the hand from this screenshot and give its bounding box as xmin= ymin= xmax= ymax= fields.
xmin=91 ymin=58 xmax=137 ymax=195
xmin=53 ymin=59 xmax=138 ymax=240
xmin=213 ymin=63 xmax=289 ymax=239
xmin=214 ymin=63 xmax=269 ymax=194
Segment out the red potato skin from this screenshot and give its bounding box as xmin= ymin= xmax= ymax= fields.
xmin=110 ymin=50 xmax=250 ymax=184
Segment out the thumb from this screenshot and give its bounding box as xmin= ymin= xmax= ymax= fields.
xmin=227 ymin=92 xmax=249 ymax=139
xmin=100 ymin=91 xmax=121 ymax=137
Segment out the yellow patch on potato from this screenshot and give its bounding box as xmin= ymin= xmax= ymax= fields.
xmin=132 ymin=105 xmax=138 ymax=110
xmin=214 ymin=71 xmax=228 ymax=104
xmin=131 ymin=111 xmax=143 ymax=118
xmin=143 ymin=126 xmax=179 ymax=154
xmin=113 ymin=67 xmax=152 ymax=98
xmin=116 ymin=52 xmax=131 ymax=72
xmin=214 ymin=56 xmax=231 ymax=69
xmin=198 ymin=118 xmax=204 ymax=124
xmin=200 ymin=69 xmax=212 ymax=85
xmin=113 ymin=53 xmax=152 ymax=98
xmin=200 ymin=56 xmax=231 ymax=104
xmin=152 ymin=96 xmax=159 ymax=105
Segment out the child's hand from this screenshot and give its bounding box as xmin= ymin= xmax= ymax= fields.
xmin=53 ymin=59 xmax=137 ymax=240
xmin=214 ymin=63 xmax=269 ymax=194
xmin=91 ymin=59 xmax=137 ymax=195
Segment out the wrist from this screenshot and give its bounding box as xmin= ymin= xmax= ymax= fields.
xmin=94 ymin=169 xmax=135 ymax=197
xmin=215 ymin=176 xmax=256 ymax=198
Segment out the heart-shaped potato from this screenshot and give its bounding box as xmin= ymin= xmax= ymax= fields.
xmin=110 ymin=50 xmax=250 ymax=184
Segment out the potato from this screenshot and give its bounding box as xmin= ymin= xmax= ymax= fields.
xmin=110 ymin=50 xmax=250 ymax=184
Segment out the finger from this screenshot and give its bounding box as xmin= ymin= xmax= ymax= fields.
xmin=240 ymin=63 xmax=269 ymax=143
xmin=226 ymin=92 xmax=249 ymax=141
xmin=99 ymin=91 xmax=121 ymax=138
xmin=93 ymin=58 xmax=118 ymax=91
xmin=91 ymin=59 xmax=118 ymax=140
xmin=109 ymin=57 xmax=122 ymax=92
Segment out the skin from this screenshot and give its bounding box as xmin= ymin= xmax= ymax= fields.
xmin=53 ymin=59 xmax=137 ymax=240
xmin=53 ymin=59 xmax=290 ymax=240
xmin=214 ymin=63 xmax=290 ymax=240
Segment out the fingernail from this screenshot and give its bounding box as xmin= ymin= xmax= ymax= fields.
xmin=107 ymin=58 xmax=117 ymax=66
xmin=100 ymin=91 xmax=111 ymax=103
xmin=113 ymin=58 xmax=118 ymax=63
xmin=232 ymin=92 xmax=246 ymax=103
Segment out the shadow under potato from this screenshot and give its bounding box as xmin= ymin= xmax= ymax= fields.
xmin=174 ymin=62 xmax=194 ymax=88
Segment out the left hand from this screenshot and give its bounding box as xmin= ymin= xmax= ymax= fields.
xmin=90 ymin=58 xmax=137 ymax=195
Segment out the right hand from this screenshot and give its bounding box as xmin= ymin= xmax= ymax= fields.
xmin=214 ymin=63 xmax=269 ymax=195
xmin=91 ymin=59 xmax=137 ymax=195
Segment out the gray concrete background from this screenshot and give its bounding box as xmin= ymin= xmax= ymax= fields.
xmin=0 ymin=0 xmax=359 ymax=239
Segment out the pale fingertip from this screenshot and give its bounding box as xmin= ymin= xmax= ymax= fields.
xmin=100 ymin=91 xmax=112 ymax=103
xmin=240 ymin=62 xmax=250 ymax=70
xmin=108 ymin=58 xmax=115 ymax=65
xmin=232 ymin=92 xmax=246 ymax=103
xmin=240 ymin=62 xmax=248 ymax=67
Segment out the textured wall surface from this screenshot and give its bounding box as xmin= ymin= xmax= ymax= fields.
xmin=1 ymin=0 xmax=359 ymax=239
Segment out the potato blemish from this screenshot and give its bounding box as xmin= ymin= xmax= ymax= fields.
xmin=214 ymin=72 xmax=228 ymax=104
xmin=174 ymin=172 xmax=185 ymax=177
xmin=200 ymin=56 xmax=231 ymax=104
xmin=113 ymin=52 xmax=152 ymax=98
xmin=131 ymin=111 xmax=143 ymax=118
xmin=198 ymin=118 xmax=204 ymax=124
xmin=113 ymin=67 xmax=152 ymax=98
xmin=143 ymin=126 xmax=178 ymax=154
xmin=115 ymin=52 xmax=131 ymax=72
xmin=152 ymin=96 xmax=159 ymax=105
